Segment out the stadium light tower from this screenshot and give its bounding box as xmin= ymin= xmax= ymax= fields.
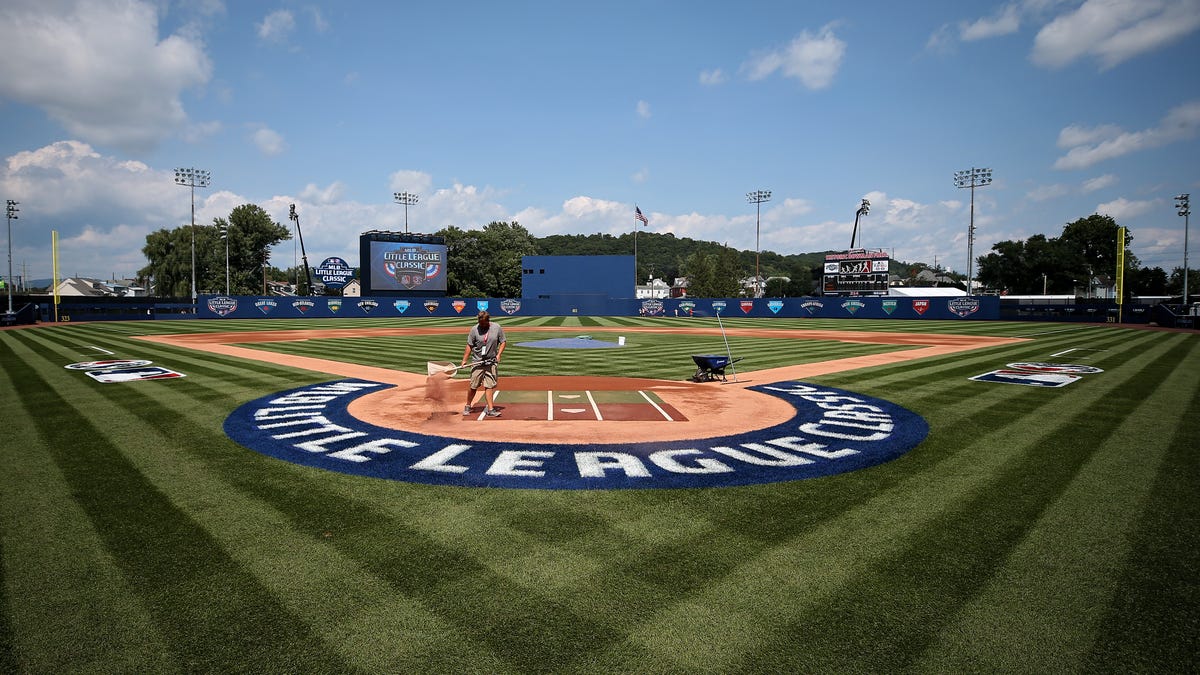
xmin=174 ymin=168 xmax=211 ymax=305
xmin=747 ymin=190 xmax=771 ymax=298
xmin=1178 ymin=193 xmax=1191 ymax=305
xmin=850 ymin=198 xmax=870 ymax=249
xmin=393 ymin=191 xmax=419 ymax=233
xmin=6 ymin=199 xmax=17 ymax=315
xmin=953 ymin=167 xmax=992 ymax=295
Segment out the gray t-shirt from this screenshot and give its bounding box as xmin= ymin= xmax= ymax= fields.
xmin=467 ymin=323 xmax=505 ymax=362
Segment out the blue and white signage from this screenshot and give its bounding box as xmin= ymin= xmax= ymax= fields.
xmin=224 ymin=380 xmax=928 ymax=490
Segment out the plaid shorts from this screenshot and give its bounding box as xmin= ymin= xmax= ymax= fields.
xmin=469 ymin=362 xmax=498 ymax=389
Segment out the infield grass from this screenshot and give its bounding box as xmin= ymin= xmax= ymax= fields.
xmin=1 ymin=316 xmax=1196 ymax=673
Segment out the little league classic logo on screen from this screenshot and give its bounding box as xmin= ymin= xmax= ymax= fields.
xmin=223 ymin=380 xmax=928 ymax=490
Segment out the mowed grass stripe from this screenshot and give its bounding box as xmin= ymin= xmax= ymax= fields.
xmin=0 ymin=335 xmax=175 ymax=673
xmin=16 ymin=326 xmax=328 ymax=409
xmin=109 ymin=388 xmax=634 ymax=673
xmin=0 ymin=333 xmax=350 ymax=673
xmin=74 ymin=383 xmax=511 ymax=674
xmin=1082 ymin=355 xmax=1200 ymax=672
xmin=915 ymin=334 xmax=1200 ymax=672
xmin=736 ymin=333 xmax=1189 ymax=673
xmin=591 ymin=328 xmax=1184 ymax=672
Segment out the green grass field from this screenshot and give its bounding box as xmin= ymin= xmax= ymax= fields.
xmin=1 ymin=316 xmax=1197 ymax=673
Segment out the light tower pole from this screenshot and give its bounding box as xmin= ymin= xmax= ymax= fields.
xmin=747 ymin=190 xmax=771 ymax=298
xmin=1178 ymin=193 xmax=1191 ymax=306
xmin=953 ymin=167 xmax=992 ymax=295
xmin=393 ymin=191 xmax=419 ymax=234
xmin=6 ymin=199 xmax=18 ymax=315
xmin=850 ymin=198 xmax=870 ymax=249
xmin=174 ymin=168 xmax=211 ymax=304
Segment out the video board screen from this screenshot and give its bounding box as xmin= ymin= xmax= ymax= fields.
xmin=367 ymin=241 xmax=447 ymax=293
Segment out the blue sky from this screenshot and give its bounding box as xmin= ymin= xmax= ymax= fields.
xmin=1 ymin=0 xmax=1198 ymax=284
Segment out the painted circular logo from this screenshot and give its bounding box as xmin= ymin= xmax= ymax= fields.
xmin=1006 ymin=362 xmax=1104 ymax=374
xmin=224 ymin=380 xmax=928 ymax=490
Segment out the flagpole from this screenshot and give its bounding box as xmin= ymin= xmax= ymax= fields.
xmin=634 ymin=212 xmax=638 ymax=288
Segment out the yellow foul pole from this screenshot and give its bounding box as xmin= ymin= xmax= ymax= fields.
xmin=1116 ymin=226 xmax=1125 ymax=323
xmin=52 ymin=230 xmax=59 ymax=322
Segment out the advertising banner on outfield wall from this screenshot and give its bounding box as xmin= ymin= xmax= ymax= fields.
xmin=197 ymin=295 xmax=1001 ymax=320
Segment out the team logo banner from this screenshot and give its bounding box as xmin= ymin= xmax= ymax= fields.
xmin=711 ymin=301 xmax=727 ymax=314
xmin=476 ymin=300 xmax=489 ymax=313
xmin=500 ymin=299 xmax=521 ymax=315
xmin=882 ymin=300 xmax=897 ymax=315
xmin=255 ymin=299 xmax=278 ymax=315
xmin=768 ymin=300 xmax=784 ymax=314
xmin=223 ymin=380 xmax=928 ymax=490
xmin=207 ymin=296 xmax=237 ymax=317
xmin=292 ymin=299 xmax=315 ymax=314
xmin=801 ymin=299 xmax=823 ymax=315
xmin=948 ymin=297 xmax=980 ymax=318
xmin=740 ymin=300 xmax=754 ymax=314
xmin=357 ymin=300 xmax=379 ymax=314
xmin=394 ymin=300 xmax=410 ymax=314
xmin=912 ymin=299 xmax=929 ymax=315
xmin=679 ymin=301 xmax=696 ymax=315
xmin=452 ymin=301 xmax=466 ymax=314
xmin=641 ymin=299 xmax=663 ymax=315
xmin=841 ymin=300 xmax=865 ymax=315
xmin=327 ymin=299 xmax=342 ymax=314
xmin=424 ymin=300 xmax=440 ymax=313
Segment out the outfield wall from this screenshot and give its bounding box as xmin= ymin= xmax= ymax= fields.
xmin=194 ymin=294 xmax=1002 ymax=320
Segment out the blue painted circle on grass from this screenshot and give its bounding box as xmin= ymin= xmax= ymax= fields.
xmin=224 ymin=380 xmax=928 ymax=490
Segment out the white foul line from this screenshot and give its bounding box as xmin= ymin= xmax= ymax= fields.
xmin=639 ymin=390 xmax=674 ymax=421
xmin=87 ymin=345 xmax=114 ymax=355
xmin=585 ymin=390 xmax=604 ymax=421
xmin=547 ymin=390 xmax=554 ymax=421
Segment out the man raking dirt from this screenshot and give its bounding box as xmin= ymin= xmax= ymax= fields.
xmin=461 ymin=310 xmax=506 ymax=417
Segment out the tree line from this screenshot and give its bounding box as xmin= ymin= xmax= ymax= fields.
xmin=138 ymin=204 xmax=1195 ymax=299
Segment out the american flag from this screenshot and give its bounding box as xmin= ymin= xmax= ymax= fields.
xmin=635 ymin=206 xmax=648 ymax=225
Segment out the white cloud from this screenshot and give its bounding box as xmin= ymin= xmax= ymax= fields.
xmin=699 ymin=69 xmax=727 ymax=85
xmin=961 ymin=4 xmax=1022 ymax=40
xmin=636 ymin=100 xmax=651 ymax=119
xmin=388 ymin=170 xmax=433 ymax=195
xmin=631 ymin=168 xmax=649 ymax=183
xmin=298 ymin=181 xmax=345 ymax=205
xmin=1096 ymin=197 xmax=1158 ymax=220
xmin=1055 ymin=100 xmax=1200 ymax=169
xmin=183 ymin=120 xmax=223 ymax=143
xmin=252 ymin=127 xmax=287 ymax=156
xmin=1082 ymin=174 xmax=1117 ymax=192
xmin=308 ymin=6 xmax=329 ymax=32
xmin=1032 ymin=0 xmax=1200 ymax=70
xmin=0 ymin=0 xmax=212 ymax=152
xmin=257 ymin=9 xmax=295 ymax=43
xmin=742 ymin=24 xmax=846 ymax=90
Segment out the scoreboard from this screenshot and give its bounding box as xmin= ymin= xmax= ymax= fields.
xmin=822 ymin=250 xmax=890 ymax=296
